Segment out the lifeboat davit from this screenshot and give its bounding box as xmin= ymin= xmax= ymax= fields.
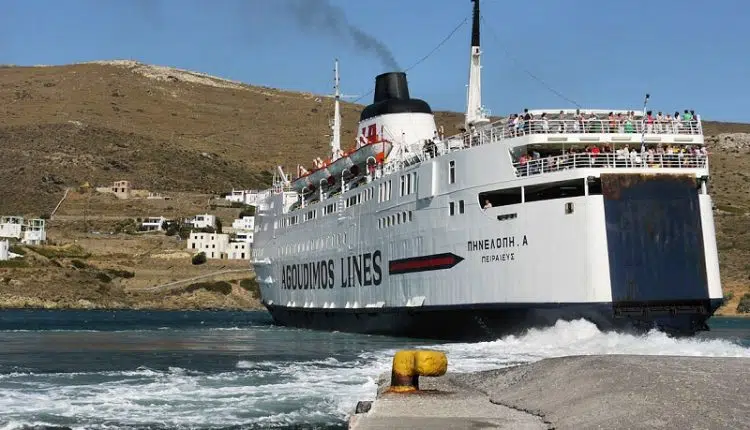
xmin=290 ymin=140 xmax=391 ymax=193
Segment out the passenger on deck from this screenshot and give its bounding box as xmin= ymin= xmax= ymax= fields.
xmin=483 ymin=199 xmax=492 ymax=209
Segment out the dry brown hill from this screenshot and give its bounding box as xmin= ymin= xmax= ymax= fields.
xmin=0 ymin=61 xmax=465 ymax=216
xmin=0 ymin=61 xmax=749 ymax=312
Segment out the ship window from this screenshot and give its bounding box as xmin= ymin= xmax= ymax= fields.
xmin=459 ymin=200 xmax=465 ymax=214
xmin=409 ymin=211 xmax=413 ymax=222
xmin=479 ymin=187 xmax=522 ymax=207
xmin=449 ymin=201 xmax=455 ymax=216
xmin=400 ymin=176 xmax=406 ymax=196
xmin=448 ymin=160 xmax=456 ymax=184
xmin=497 ymin=213 xmax=518 ymax=221
xmin=525 ymin=179 xmax=586 ymax=203
xmin=587 ymin=177 xmax=602 ymax=195
xmin=565 ymin=202 xmax=575 ymax=214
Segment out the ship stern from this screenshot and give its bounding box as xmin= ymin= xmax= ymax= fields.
xmin=600 ymin=173 xmax=723 ymax=335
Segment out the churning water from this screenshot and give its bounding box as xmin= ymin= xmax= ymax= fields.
xmin=0 ymin=310 xmax=748 ymax=429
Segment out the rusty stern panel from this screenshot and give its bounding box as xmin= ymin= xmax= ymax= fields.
xmin=601 ymin=174 xmax=709 ymax=304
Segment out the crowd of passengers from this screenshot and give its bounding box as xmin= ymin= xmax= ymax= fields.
xmin=515 ymin=143 xmax=708 ymax=176
xmin=505 ymin=109 xmax=701 ymax=136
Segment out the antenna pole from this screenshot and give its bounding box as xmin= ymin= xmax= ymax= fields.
xmin=640 ymin=93 xmax=650 ymax=152
xmin=330 ymin=59 xmax=342 ymax=161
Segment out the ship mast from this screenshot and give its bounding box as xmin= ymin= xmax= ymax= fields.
xmin=465 ymin=0 xmax=489 ymax=128
xmin=330 ymin=59 xmax=343 ymax=161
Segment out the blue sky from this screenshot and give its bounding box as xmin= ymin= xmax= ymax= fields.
xmin=1 ymin=0 xmax=747 ymax=122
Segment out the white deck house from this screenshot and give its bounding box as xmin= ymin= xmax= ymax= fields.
xmin=0 ymin=216 xmax=47 ymax=245
xmin=184 ymin=214 xmax=217 ymax=230
xmin=140 ymin=216 xmax=168 ymax=232
xmin=187 ymin=232 xmax=251 ymax=260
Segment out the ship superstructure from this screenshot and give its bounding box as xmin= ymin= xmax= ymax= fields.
xmin=250 ymin=0 xmax=722 ymax=340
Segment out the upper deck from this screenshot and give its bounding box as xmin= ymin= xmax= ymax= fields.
xmin=443 ymin=109 xmax=703 ymax=148
xmin=434 ymin=108 xmax=707 ymax=178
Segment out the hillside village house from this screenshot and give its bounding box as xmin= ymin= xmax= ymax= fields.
xmin=0 ymin=216 xmax=23 ymax=239
xmin=234 ymin=231 xmax=253 ymax=243
xmin=225 ymin=189 xmax=263 ymax=206
xmin=184 ymin=214 xmax=217 ymax=230
xmin=22 ymin=219 xmax=46 ymax=245
xmin=187 ymin=232 xmax=250 ymax=260
xmin=112 ymin=180 xmax=131 ymax=199
xmin=140 ymin=216 xmax=168 ymax=232
xmin=0 ymin=216 xmax=47 ymax=245
xmin=231 ymin=216 xmax=255 ymax=231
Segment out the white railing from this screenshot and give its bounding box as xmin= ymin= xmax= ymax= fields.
xmin=444 ymin=117 xmax=703 ymax=149
xmin=513 ymin=152 xmax=708 ymax=177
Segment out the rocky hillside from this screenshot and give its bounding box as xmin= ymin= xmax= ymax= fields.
xmin=0 ymin=61 xmax=465 ymax=216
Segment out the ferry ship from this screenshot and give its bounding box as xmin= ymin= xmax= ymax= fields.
xmin=251 ymin=0 xmax=723 ymax=340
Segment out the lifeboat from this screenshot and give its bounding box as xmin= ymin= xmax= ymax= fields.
xmin=290 ymin=140 xmax=392 ymax=194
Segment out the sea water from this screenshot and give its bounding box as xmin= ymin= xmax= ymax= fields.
xmin=0 ymin=310 xmax=748 ymax=429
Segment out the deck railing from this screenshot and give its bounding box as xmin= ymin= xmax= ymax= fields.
xmin=513 ymin=152 xmax=708 ymax=177
xmin=449 ymin=118 xmax=703 ymax=149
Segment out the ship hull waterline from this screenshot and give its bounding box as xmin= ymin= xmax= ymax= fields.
xmin=263 ymin=299 xmax=723 ymax=341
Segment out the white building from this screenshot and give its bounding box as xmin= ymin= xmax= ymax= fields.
xmin=0 ymin=216 xmax=47 ymax=245
xmin=0 ymin=216 xmax=24 ymax=239
xmin=187 ymin=232 xmax=250 ymax=260
xmin=185 ymin=214 xmax=217 ymax=230
xmin=0 ymin=240 xmax=8 ymax=261
xmin=140 ymin=216 xmax=168 ymax=232
xmin=22 ymin=219 xmax=46 ymax=245
xmin=227 ymin=241 xmax=250 ymax=260
xmin=225 ymin=189 xmax=264 ymax=206
xmin=231 ymin=216 xmax=255 ymax=231
xmin=188 ymin=232 xmax=229 ymax=259
xmin=234 ymin=231 xmax=254 ymax=244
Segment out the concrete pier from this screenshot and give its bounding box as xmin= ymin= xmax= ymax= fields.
xmin=349 ymin=355 xmax=750 ymax=430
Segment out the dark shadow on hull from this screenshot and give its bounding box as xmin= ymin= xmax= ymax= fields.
xmin=264 ymin=300 xmax=723 ymax=341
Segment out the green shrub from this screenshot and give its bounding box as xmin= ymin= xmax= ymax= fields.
xmin=239 ymin=278 xmax=260 ymax=299
xmin=238 ymin=207 xmax=256 ymax=218
xmin=106 ymin=268 xmax=135 ymax=279
xmin=181 ymin=281 xmax=232 ymax=295
xmin=191 ymin=252 xmax=207 ymax=265
xmin=737 ymin=293 xmax=750 ymax=314
xmin=28 ymin=245 xmax=90 ymax=259
xmin=9 ymin=245 xmax=25 ymax=256
xmin=96 ymin=272 xmax=112 ymax=283
xmin=0 ymin=259 xmax=28 ymax=268
xmin=71 ymin=259 xmax=88 ymax=269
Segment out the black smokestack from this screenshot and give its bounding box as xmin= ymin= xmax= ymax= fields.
xmin=374 ymin=72 xmax=409 ymax=103
xmin=285 ymin=0 xmax=400 ymax=71
xmin=471 ymin=0 xmax=480 ymax=47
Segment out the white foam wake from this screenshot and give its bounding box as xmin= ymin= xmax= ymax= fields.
xmin=0 ymin=319 xmax=747 ymax=429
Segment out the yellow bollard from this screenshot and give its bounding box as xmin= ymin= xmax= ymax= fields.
xmin=388 ymin=349 xmax=448 ymax=393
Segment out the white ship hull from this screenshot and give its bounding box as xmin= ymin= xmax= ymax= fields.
xmin=250 ymin=0 xmax=722 ymax=339
xmin=251 ymin=142 xmax=723 ymax=340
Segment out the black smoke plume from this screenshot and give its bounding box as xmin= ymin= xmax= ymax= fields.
xmin=285 ymin=0 xmax=400 ymax=71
